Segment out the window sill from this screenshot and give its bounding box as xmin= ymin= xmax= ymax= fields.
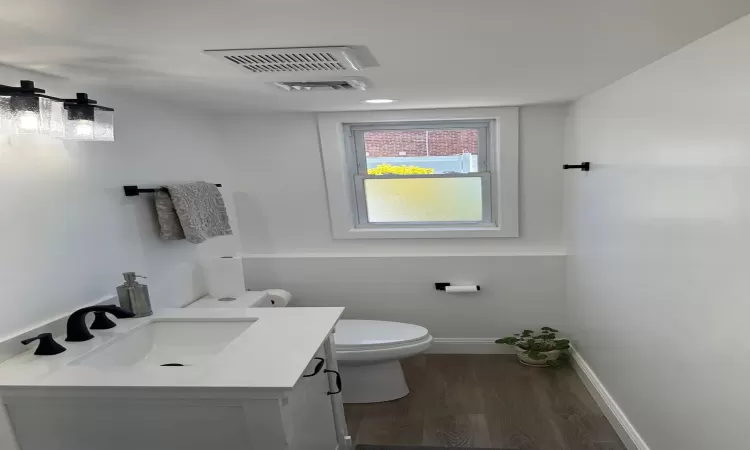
xmin=334 ymin=226 xmax=519 ymax=240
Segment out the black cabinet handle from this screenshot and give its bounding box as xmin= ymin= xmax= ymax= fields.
xmin=303 ymin=357 xmax=325 ymax=377
xmin=325 ymin=369 xmax=342 ymax=395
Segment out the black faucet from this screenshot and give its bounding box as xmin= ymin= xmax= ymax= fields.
xmin=66 ymin=305 xmax=135 ymax=342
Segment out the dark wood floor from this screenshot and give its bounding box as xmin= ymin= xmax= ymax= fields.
xmin=344 ymin=355 xmax=626 ymax=450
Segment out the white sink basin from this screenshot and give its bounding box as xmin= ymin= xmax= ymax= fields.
xmin=73 ymin=318 xmax=256 ymax=369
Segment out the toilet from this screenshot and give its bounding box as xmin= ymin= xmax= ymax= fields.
xmin=187 ymin=289 xmax=432 ymax=404
xmin=334 ymin=319 xmax=432 ymax=404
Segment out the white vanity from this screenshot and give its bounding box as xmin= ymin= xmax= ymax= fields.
xmin=0 ymin=307 xmax=349 ymax=450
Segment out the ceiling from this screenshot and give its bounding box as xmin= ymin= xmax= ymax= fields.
xmin=1 ymin=0 xmax=749 ymax=113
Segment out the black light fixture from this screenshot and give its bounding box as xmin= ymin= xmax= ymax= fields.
xmin=0 ymin=80 xmax=65 ymax=137
xmin=62 ymin=93 xmax=115 ymax=141
xmin=0 ymin=79 xmax=115 ymax=141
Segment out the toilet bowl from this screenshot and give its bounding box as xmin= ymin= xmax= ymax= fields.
xmin=334 ymin=319 xmax=432 ymax=404
xmin=187 ymin=290 xmax=432 ymax=404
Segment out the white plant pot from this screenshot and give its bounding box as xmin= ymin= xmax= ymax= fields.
xmin=515 ymin=346 xmax=560 ymax=367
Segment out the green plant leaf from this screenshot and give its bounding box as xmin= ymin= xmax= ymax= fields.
xmin=547 ymin=358 xmax=565 ymax=368
xmin=541 ymin=327 xmax=552 ymax=331
xmin=495 ymin=337 xmax=518 ymax=345
xmin=527 ymin=351 xmax=547 ymax=361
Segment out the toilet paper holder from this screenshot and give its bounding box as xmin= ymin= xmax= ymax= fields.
xmin=435 ymin=282 xmax=481 ymax=291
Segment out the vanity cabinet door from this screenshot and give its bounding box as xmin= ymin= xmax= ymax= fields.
xmin=283 ymin=346 xmax=339 ymax=450
xmin=323 ymin=333 xmax=351 ymax=449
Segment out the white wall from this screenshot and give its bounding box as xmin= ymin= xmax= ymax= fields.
xmin=0 ymin=66 xmax=239 ymax=341
xmin=565 ymin=14 xmax=750 ymax=450
xmin=244 ymin=254 xmax=565 ymax=339
xmin=218 ymin=105 xmax=567 ymax=339
xmin=223 ymin=104 xmax=565 ymax=255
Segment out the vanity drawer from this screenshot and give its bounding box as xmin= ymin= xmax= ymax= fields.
xmin=6 ymin=399 xmax=248 ymax=450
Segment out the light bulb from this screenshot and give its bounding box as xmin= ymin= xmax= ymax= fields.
xmin=74 ymin=121 xmax=94 ymax=137
xmin=17 ymin=111 xmax=39 ymax=133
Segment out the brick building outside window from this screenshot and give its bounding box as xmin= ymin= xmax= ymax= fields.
xmin=363 ymin=130 xmax=478 ymax=157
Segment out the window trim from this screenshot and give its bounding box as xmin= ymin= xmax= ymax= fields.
xmin=317 ymin=107 xmax=519 ymax=239
xmin=347 ymin=119 xmax=494 ymax=228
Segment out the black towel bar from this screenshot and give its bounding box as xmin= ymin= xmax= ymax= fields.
xmin=123 ymin=184 xmax=222 ymax=197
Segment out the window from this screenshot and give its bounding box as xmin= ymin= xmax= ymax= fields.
xmin=347 ymin=121 xmax=492 ymax=226
xmin=318 ymin=108 xmax=518 ymax=239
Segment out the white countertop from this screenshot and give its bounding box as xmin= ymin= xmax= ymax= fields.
xmin=0 ymin=307 xmax=343 ymax=397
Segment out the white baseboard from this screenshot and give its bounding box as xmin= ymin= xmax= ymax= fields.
xmin=427 ymin=338 xmax=515 ymax=354
xmin=570 ymin=347 xmax=649 ymax=450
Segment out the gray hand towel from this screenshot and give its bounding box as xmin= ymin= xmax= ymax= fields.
xmin=154 ymin=188 xmax=186 ymax=240
xmin=155 ymin=182 xmax=233 ymax=244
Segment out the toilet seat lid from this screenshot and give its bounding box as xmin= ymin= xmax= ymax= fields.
xmin=334 ymin=320 xmax=430 ymax=350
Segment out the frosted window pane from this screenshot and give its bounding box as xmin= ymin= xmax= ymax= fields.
xmin=364 ymin=129 xmax=479 ymax=175
xmin=364 ymin=177 xmax=483 ymax=223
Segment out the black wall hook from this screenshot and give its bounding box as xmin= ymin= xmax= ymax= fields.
xmin=563 ymin=162 xmax=590 ymax=172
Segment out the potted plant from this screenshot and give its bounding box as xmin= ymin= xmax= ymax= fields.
xmin=495 ymin=327 xmax=570 ymax=367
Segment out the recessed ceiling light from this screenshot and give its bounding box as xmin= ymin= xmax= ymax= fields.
xmin=363 ymin=99 xmax=397 ymax=104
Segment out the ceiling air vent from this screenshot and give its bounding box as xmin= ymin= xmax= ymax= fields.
xmin=203 ymin=46 xmax=364 ymax=74
xmin=272 ymin=78 xmax=369 ymax=92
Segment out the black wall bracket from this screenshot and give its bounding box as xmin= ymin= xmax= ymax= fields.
xmin=563 ymin=162 xmax=590 ymax=172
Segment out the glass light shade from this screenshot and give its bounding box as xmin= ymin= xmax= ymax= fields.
xmin=93 ymin=109 xmax=114 ymax=141
xmin=363 ymin=176 xmax=483 ymax=223
xmin=65 ymin=119 xmax=95 ymax=140
xmin=63 ymin=108 xmax=114 ymax=141
xmin=2 ymin=96 xmax=65 ymax=137
xmin=0 ymin=96 xmax=12 ymax=135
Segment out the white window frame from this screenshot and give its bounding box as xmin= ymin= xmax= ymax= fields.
xmin=348 ymin=120 xmax=493 ymax=227
xmin=317 ymin=107 xmax=519 ymax=239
